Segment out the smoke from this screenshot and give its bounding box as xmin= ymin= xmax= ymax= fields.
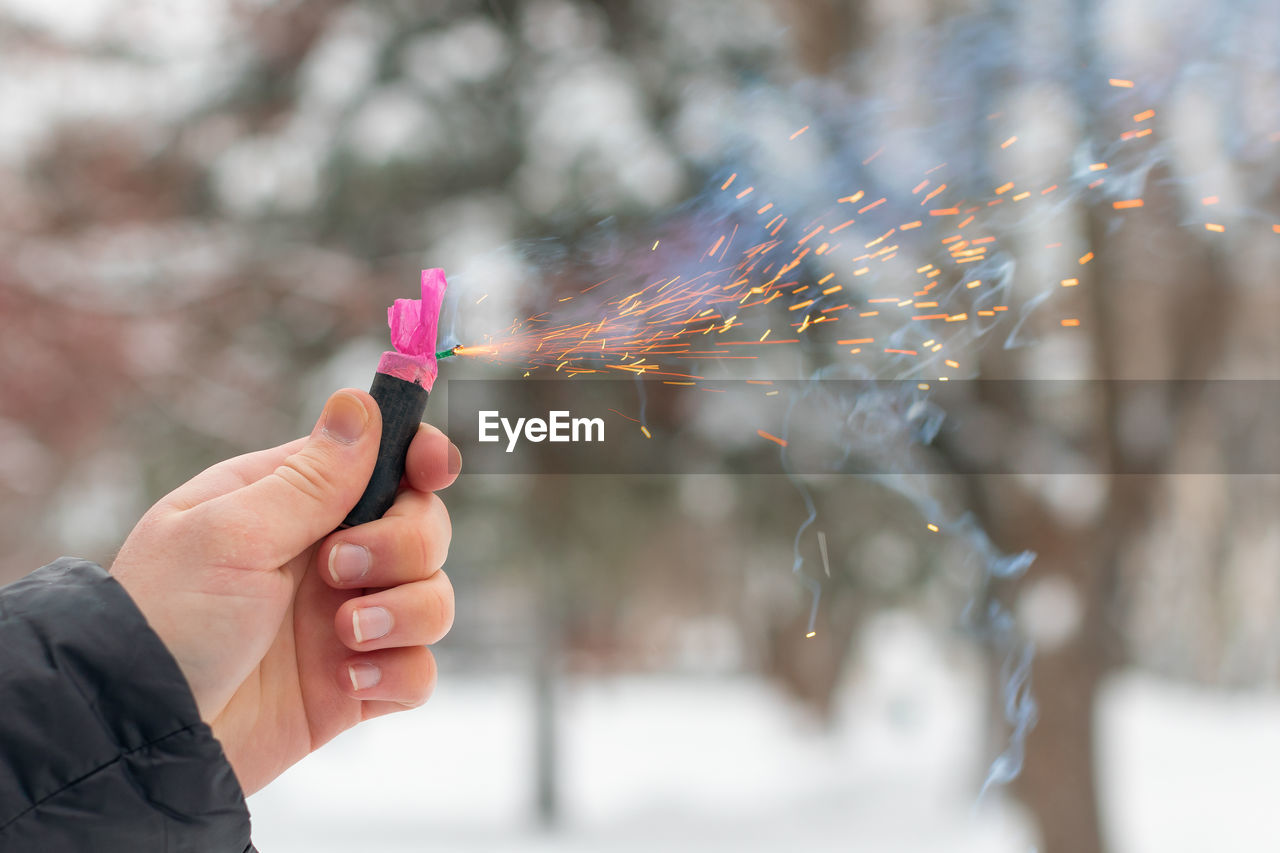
xmin=430 ymin=0 xmax=1280 ymax=802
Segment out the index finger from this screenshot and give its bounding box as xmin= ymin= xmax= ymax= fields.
xmin=403 ymin=422 xmax=461 ymax=493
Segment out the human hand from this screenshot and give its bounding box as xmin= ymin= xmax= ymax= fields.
xmin=111 ymin=389 xmax=459 ymax=795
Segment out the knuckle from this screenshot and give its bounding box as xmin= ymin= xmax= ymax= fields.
xmin=274 ymin=452 xmax=334 ymax=504
xmin=428 ymin=574 xmax=456 ymax=641
xmin=409 ymin=495 xmax=451 ymax=575
xmin=413 ymin=517 xmax=436 ymax=575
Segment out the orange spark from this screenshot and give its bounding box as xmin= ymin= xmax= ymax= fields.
xmin=757 ymin=429 xmax=788 ymax=448
xmin=1001 ymin=136 xmax=1017 ymax=148
xmin=1201 ymin=196 xmax=1219 ymax=205
xmin=736 ymin=186 xmax=755 ymax=199
xmin=1109 ymin=78 xmax=1135 ymax=88
xmin=865 ymin=228 xmax=895 ymax=247
xmin=797 ymin=225 xmax=824 ymax=245
xmin=1133 ymin=109 xmax=1155 ymax=122
xmin=1061 ymin=318 xmax=1080 ymax=327
xmin=1113 ymin=199 xmax=1144 ymax=209
xmin=1079 ymin=252 xmax=1094 ymax=264
xmin=1205 ymin=223 xmax=1225 ymax=232
xmin=789 ymin=125 xmax=810 ymax=140
xmin=721 ymin=173 xmax=737 ymax=190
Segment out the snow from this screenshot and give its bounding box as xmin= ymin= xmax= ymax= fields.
xmin=1098 ymin=675 xmax=1280 ymax=853
xmin=250 ymin=614 xmax=1280 ymax=851
xmin=249 ymin=614 xmax=1039 ymax=852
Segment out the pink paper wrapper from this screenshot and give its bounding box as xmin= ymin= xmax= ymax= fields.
xmin=377 ymin=268 xmax=448 ymax=389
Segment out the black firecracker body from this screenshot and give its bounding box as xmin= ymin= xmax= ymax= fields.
xmin=342 ymin=372 xmax=430 ymax=527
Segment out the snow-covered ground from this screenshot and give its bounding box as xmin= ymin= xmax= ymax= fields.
xmin=1098 ymin=676 xmax=1280 ymax=853
xmin=250 ymin=614 xmax=1280 ymax=851
xmin=250 ymin=613 xmax=1037 ymax=852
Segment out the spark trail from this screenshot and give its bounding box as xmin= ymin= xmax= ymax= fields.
xmin=435 ymin=75 xmax=1277 ymax=798
xmin=445 ymin=83 xmax=1269 ymax=386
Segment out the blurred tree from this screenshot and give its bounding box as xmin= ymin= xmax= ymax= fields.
xmin=1 ymin=1 xmax=1277 ymax=850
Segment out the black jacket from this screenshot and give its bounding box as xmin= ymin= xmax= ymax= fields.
xmin=0 ymin=558 xmax=255 ymax=852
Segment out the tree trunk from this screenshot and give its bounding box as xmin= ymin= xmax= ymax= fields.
xmin=1017 ymin=641 xmax=1105 ymax=853
xmin=532 ymin=572 xmax=561 ymax=827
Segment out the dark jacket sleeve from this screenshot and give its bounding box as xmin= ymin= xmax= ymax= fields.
xmin=0 ymin=558 xmax=255 ymax=852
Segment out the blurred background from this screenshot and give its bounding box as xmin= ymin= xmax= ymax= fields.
xmin=2 ymin=0 xmax=1279 ymax=851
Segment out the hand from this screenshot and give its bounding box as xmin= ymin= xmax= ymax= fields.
xmin=111 ymin=389 xmax=459 ymax=795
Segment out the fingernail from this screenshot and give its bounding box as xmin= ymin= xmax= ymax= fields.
xmin=347 ymin=662 xmax=382 ymax=691
xmin=447 ymin=441 xmax=462 ymax=476
xmin=328 ymin=543 xmax=370 ymax=584
xmin=322 ymin=392 xmax=369 ymax=445
xmin=352 ymin=606 xmax=392 ymax=643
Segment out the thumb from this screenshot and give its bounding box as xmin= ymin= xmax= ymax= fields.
xmin=201 ymin=390 xmax=381 ymax=568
